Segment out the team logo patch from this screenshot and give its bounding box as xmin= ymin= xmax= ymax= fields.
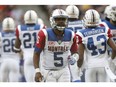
xmin=58 ymin=40 xmax=62 ymax=45
xmin=48 ymin=41 xmax=55 ymax=45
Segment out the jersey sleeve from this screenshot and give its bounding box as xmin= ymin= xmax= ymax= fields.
xmin=34 ymin=29 xmax=46 ymax=52
xmin=100 ymin=22 xmax=112 ymax=38
xmin=107 ymin=28 xmax=113 ymax=38
xmin=76 ymin=34 xmax=82 ymax=44
xmin=15 ymin=26 xmax=19 ymax=38
xmin=70 ymin=33 xmax=78 ymax=53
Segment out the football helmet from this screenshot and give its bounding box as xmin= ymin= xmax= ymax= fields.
xmin=2 ymin=17 xmax=15 ymax=31
xmin=109 ymin=6 xmax=116 ymax=21
xmin=50 ymin=9 xmax=68 ymax=31
xmin=83 ymin=9 xmax=100 ymax=27
xmin=65 ymin=5 xmax=79 ymax=19
xmin=104 ymin=5 xmax=111 ymax=18
xmin=24 ymin=10 xmax=38 ymax=24
xmin=38 ymin=18 xmax=44 ymax=24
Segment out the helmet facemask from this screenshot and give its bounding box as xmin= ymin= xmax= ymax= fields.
xmin=50 ymin=9 xmax=68 ymax=31
xmin=51 ymin=17 xmax=68 ymax=31
xmin=110 ymin=8 xmax=116 ymax=21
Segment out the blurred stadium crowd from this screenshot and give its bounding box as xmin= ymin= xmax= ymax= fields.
xmin=0 ymin=5 xmax=107 ymax=31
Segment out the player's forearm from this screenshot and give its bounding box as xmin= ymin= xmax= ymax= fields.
xmin=33 ymin=52 xmax=40 ymax=69
xmin=112 ymin=50 xmax=116 ymax=60
xmin=14 ymin=38 xmax=21 ymax=52
xmin=77 ymin=56 xmax=83 ymax=68
xmin=14 ymin=38 xmax=21 ymax=48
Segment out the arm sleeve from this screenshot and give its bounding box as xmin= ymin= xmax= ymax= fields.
xmin=34 ymin=29 xmax=46 ymax=52
xmin=16 ymin=27 xmax=19 ymax=38
xmin=70 ymin=34 xmax=78 ymax=53
xmin=107 ymin=28 xmax=113 ymax=38
xmin=77 ymin=34 xmax=82 ymax=44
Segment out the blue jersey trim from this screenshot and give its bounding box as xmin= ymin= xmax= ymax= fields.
xmin=46 ymin=28 xmax=72 ymax=41
xmin=21 ymin=24 xmax=41 ymax=31
xmin=103 ymin=20 xmax=116 ymax=29
xmin=80 ymin=27 xmax=105 ymax=37
xmin=1 ymin=32 xmax=15 ymax=37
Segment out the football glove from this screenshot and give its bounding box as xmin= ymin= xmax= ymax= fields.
xmin=68 ymin=53 xmax=79 ymax=65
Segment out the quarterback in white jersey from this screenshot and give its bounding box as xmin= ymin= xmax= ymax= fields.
xmin=14 ymin=10 xmax=43 ymax=82
xmin=33 ymin=9 xmax=78 ymax=82
xmin=65 ymin=5 xmax=83 ymax=82
xmin=0 ymin=17 xmax=20 ymax=82
xmin=77 ymin=9 xmax=116 ymax=82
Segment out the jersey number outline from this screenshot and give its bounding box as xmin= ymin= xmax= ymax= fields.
xmin=23 ymin=32 xmax=37 ymax=48
xmin=87 ymin=35 xmax=107 ymax=56
xmin=3 ymin=38 xmax=15 ymax=52
xmin=54 ymin=52 xmax=63 ymax=67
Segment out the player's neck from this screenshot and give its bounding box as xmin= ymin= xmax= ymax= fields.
xmin=53 ymin=29 xmax=64 ymax=37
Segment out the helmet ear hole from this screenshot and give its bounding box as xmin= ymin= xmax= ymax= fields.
xmin=83 ymin=9 xmax=100 ymax=27
xmin=50 ymin=9 xmax=68 ymax=31
xmin=24 ymin=10 xmax=38 ymax=24
xmin=2 ymin=17 xmax=15 ymax=31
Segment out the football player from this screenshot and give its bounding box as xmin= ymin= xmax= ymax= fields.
xmin=65 ymin=5 xmax=84 ymax=82
xmin=77 ymin=9 xmax=116 ymax=82
xmin=14 ymin=10 xmax=43 ymax=82
xmin=0 ymin=17 xmax=20 ymax=82
xmin=33 ymin=9 xmax=78 ymax=82
xmin=101 ymin=6 xmax=116 ymax=79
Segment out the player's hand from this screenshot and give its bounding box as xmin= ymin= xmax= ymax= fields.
xmin=68 ymin=56 xmax=76 ymax=65
xmin=35 ymin=72 xmax=43 ymax=82
xmin=68 ymin=53 xmax=79 ymax=65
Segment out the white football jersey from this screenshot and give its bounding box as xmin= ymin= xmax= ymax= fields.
xmin=0 ymin=31 xmax=20 ymax=60
xmin=16 ymin=24 xmax=41 ymax=59
xmin=35 ymin=28 xmax=78 ymax=70
xmin=67 ymin=20 xmax=84 ymax=33
xmin=77 ymin=26 xmax=112 ymax=68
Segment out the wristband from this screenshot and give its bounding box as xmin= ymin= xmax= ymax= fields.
xmin=14 ymin=46 xmax=21 ymax=51
xmin=35 ymin=68 xmax=40 ymax=73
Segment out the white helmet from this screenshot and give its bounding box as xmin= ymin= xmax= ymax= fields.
xmin=50 ymin=9 xmax=68 ymax=31
xmin=2 ymin=17 xmax=15 ymax=31
xmin=24 ymin=10 xmax=38 ymax=24
xmin=104 ymin=5 xmax=112 ymax=18
xmin=38 ymin=18 xmax=44 ymax=24
xmin=109 ymin=6 xmax=116 ymax=21
xmin=83 ymin=9 xmax=100 ymax=27
xmin=65 ymin=5 xmax=79 ymax=19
